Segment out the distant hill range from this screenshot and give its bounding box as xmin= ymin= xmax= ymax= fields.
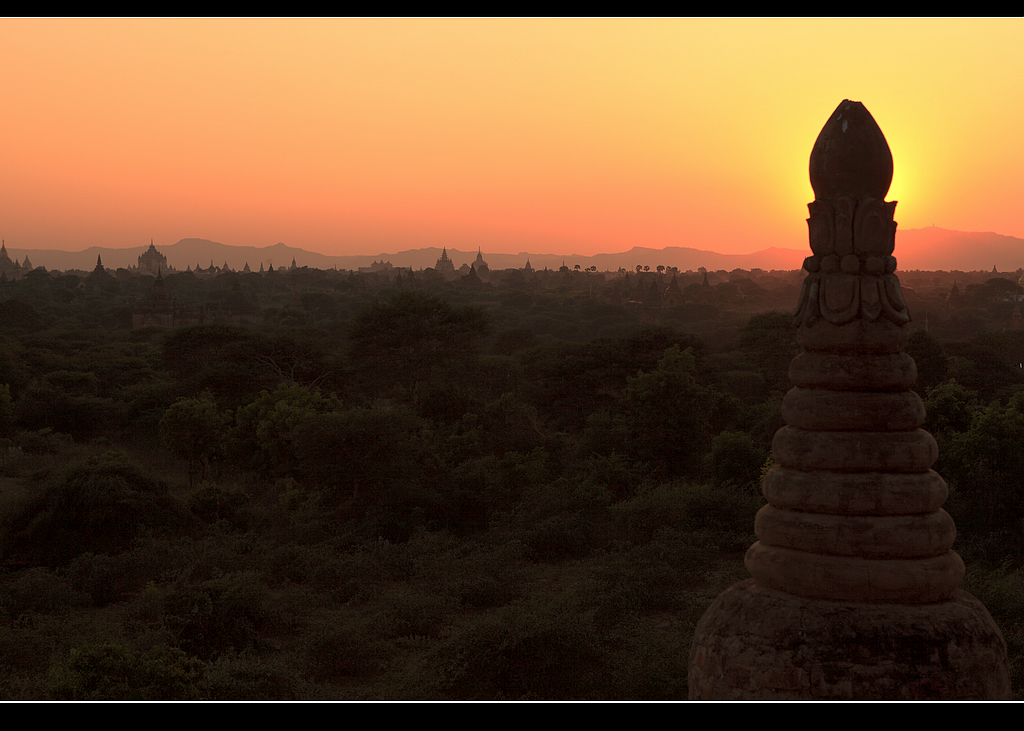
xmin=4 ymin=228 xmax=1021 ymax=274
xmin=893 ymin=228 xmax=1024 ymax=273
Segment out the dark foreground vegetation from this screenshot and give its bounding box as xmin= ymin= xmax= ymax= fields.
xmin=0 ymin=262 xmax=1021 ymax=699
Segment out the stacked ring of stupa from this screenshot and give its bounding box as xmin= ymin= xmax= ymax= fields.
xmin=688 ymin=101 xmax=1010 ymax=700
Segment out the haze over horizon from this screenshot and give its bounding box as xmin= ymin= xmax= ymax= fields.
xmin=2 ymin=18 xmax=1021 ymax=269
xmin=6 ymin=227 xmax=1023 ymax=276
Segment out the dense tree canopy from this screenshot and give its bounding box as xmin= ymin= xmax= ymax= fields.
xmin=1 ymin=261 xmax=1023 ymax=699
xmin=348 ymin=291 xmax=491 ymax=399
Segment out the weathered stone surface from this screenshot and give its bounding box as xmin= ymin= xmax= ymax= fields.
xmin=762 ymin=467 xmax=948 ymax=516
xmin=782 ymin=387 xmax=925 ymax=431
xmin=689 ymin=579 xmax=1010 ymax=700
xmin=773 ymin=427 xmax=937 ymax=473
xmin=754 ymin=504 xmax=956 ymax=558
xmin=796 ymin=315 xmax=909 ymax=353
xmin=745 ymin=542 xmax=963 ymax=604
xmin=809 ymin=101 xmax=893 ymax=203
xmin=789 ymin=351 xmax=916 ymax=391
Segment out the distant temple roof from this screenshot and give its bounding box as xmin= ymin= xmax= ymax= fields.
xmin=435 ymin=247 xmax=455 ymax=274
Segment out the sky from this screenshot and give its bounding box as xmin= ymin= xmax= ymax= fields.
xmin=1 ymin=18 xmax=1021 ymax=261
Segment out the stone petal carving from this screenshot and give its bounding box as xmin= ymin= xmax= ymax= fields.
xmin=834 ymin=197 xmax=855 ymax=256
xmin=794 ymin=275 xmax=821 ymax=328
xmin=881 ymin=274 xmax=911 ymax=325
xmin=807 ymin=200 xmax=834 ymax=256
xmin=853 ymin=197 xmax=890 ymax=256
xmin=820 ymin=272 xmax=860 ymax=324
xmin=861 ymin=275 xmax=882 ymax=321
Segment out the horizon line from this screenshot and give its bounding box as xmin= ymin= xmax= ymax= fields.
xmin=0 ymin=225 xmax=1008 ymax=259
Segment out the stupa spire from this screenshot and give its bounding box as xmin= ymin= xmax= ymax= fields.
xmin=689 ymin=100 xmax=1009 ymax=700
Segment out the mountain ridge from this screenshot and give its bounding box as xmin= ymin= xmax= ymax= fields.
xmin=3 ymin=228 xmax=1020 ymax=274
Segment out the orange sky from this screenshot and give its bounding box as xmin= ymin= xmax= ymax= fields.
xmin=1 ymin=18 xmax=1021 ymax=260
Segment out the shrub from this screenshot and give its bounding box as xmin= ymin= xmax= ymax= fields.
xmin=304 ymin=622 xmax=388 ymax=681
xmin=372 ymin=587 xmax=455 ymax=640
xmin=49 ymin=643 xmax=208 ymax=700
xmin=187 ymin=481 xmax=250 ymax=528
xmin=708 ymin=430 xmax=765 ymax=488
xmin=164 ymin=571 xmax=272 ymax=660
xmin=0 ymin=567 xmax=83 ymax=618
xmin=64 ymin=552 xmax=147 ymax=607
xmin=2 ymin=452 xmax=198 ymax=566
xmin=207 ymin=652 xmax=313 ymax=701
xmin=427 ymin=600 xmax=606 ymax=700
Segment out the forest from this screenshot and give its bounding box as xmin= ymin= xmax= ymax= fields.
xmin=0 ymin=259 xmax=1021 ymax=700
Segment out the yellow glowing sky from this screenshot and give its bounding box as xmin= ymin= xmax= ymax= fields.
xmin=1 ymin=18 xmax=1021 ymax=259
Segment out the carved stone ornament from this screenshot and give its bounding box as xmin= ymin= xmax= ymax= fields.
xmin=796 ymin=196 xmax=907 ymax=329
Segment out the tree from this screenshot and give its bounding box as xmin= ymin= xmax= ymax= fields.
xmin=160 ymin=392 xmax=230 ymax=487
xmin=0 ymin=384 xmax=14 ymax=440
xmin=2 ymin=451 xmax=196 ymax=566
xmin=230 ymin=383 xmax=341 ymax=477
xmin=924 ymin=380 xmax=977 ymax=436
xmin=621 ymin=345 xmax=720 ymax=477
xmin=709 ymin=430 xmax=764 ymax=488
xmin=292 ymin=405 xmax=425 ymax=500
xmin=348 ymin=291 xmax=490 ymax=400
xmin=905 ymin=329 xmax=948 ymax=394
xmin=251 ymin=332 xmax=333 ymax=390
xmin=944 ymin=393 xmax=1024 ymax=540
xmin=162 ymin=325 xmax=269 ymax=405
xmin=738 ymin=311 xmax=800 ymax=393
